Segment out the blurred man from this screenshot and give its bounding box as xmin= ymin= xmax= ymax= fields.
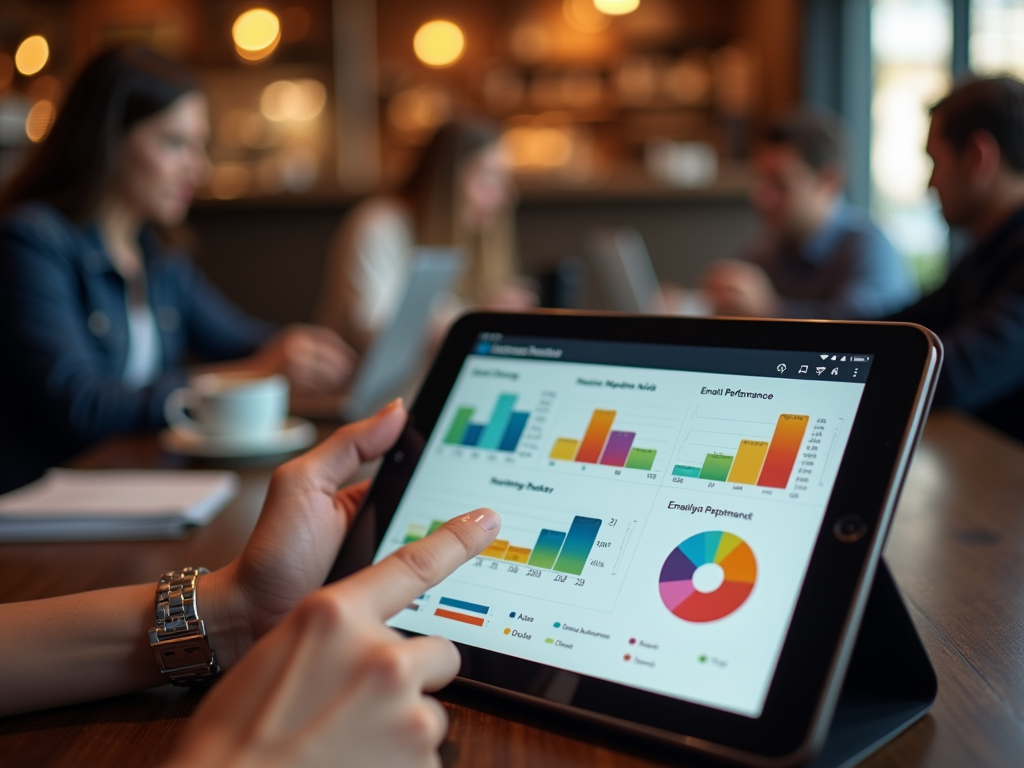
xmin=703 ymin=111 xmax=918 ymax=318
xmin=888 ymin=77 xmax=1024 ymax=442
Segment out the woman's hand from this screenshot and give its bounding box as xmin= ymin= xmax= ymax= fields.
xmin=250 ymin=324 xmax=356 ymax=394
xmin=166 ymin=508 xmax=501 ymax=768
xmin=203 ymin=399 xmax=406 ymax=668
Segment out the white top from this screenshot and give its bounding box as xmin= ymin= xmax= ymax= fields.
xmin=123 ymin=298 xmax=162 ymax=389
xmin=317 ymin=197 xmax=416 ymax=347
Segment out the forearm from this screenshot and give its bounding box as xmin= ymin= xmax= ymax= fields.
xmin=0 ymin=567 xmax=251 ymax=717
xmin=0 ymin=583 xmax=160 ymax=716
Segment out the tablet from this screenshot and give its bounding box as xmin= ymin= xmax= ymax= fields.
xmin=339 ymin=247 xmax=464 ymax=421
xmin=327 ymin=312 xmax=941 ymax=766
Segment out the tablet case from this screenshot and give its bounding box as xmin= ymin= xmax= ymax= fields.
xmin=809 ymin=558 xmax=936 ymax=768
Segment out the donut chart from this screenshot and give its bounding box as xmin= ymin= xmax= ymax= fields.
xmin=659 ymin=532 xmax=756 ymax=622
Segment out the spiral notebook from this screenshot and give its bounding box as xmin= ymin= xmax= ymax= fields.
xmin=0 ymin=469 xmax=238 ymax=542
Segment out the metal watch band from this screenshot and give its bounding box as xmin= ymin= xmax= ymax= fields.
xmin=149 ymin=567 xmax=221 ymax=686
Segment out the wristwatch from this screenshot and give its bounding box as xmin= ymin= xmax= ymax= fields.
xmin=149 ymin=567 xmax=221 ymax=686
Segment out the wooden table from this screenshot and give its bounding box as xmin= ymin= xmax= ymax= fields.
xmin=1 ymin=412 xmax=1023 ymax=767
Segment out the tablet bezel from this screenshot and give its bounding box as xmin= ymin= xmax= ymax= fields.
xmin=327 ymin=312 xmax=940 ymax=765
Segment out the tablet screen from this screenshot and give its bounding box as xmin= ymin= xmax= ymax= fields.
xmin=374 ymin=334 xmax=874 ymax=718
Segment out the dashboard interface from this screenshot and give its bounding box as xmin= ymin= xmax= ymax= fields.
xmin=376 ymin=335 xmax=872 ymax=718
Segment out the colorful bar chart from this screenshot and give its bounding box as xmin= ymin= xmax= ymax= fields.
xmin=675 ymin=413 xmax=810 ymax=490
xmin=476 ymin=515 xmax=603 ymax=575
xmin=443 ymin=394 xmax=530 ymax=453
xmin=550 ymin=409 xmax=658 ymax=470
xmin=757 ymin=415 xmax=810 ymax=488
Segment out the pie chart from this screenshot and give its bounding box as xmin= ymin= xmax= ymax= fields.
xmin=659 ymin=531 xmax=756 ymax=622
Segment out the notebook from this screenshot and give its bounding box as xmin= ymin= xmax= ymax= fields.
xmin=0 ymin=469 xmax=239 ymax=542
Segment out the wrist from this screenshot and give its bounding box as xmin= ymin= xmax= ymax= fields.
xmin=200 ymin=563 xmax=256 ymax=671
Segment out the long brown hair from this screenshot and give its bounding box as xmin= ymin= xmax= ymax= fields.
xmin=399 ymin=119 xmax=517 ymax=303
xmin=0 ymin=45 xmax=199 ymax=220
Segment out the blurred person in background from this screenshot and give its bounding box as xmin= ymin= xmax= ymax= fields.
xmin=701 ymin=111 xmax=919 ymax=318
xmin=316 ymin=119 xmax=535 ymax=354
xmin=887 ymin=77 xmax=1024 ymax=443
xmin=0 ymin=46 xmax=354 ymax=494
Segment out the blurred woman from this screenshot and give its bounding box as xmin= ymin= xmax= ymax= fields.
xmin=316 ymin=119 xmax=534 ymax=354
xmin=0 ymin=46 xmax=354 ymax=493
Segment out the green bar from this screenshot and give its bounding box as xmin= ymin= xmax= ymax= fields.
xmin=673 ymin=464 xmax=701 ymax=478
xmin=553 ymin=516 xmax=602 ymax=575
xmin=699 ymin=453 xmax=734 ymax=481
xmin=403 ymin=522 xmax=427 ymax=544
xmin=427 ymin=519 xmax=445 ymax=535
xmin=527 ymin=529 xmax=567 ymax=569
xmin=444 ymin=407 xmax=475 ymax=445
xmin=624 ymin=447 xmax=657 ymax=470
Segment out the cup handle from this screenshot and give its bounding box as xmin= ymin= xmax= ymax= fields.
xmin=164 ymin=387 xmax=200 ymax=430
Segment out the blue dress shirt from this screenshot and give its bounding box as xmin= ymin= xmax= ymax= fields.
xmin=0 ymin=202 xmax=275 ymax=492
xmin=747 ymin=201 xmax=920 ymax=319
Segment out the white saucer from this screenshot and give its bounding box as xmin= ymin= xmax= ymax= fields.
xmin=159 ymin=417 xmax=317 ymax=458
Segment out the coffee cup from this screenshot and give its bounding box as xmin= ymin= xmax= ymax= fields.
xmin=165 ymin=372 xmax=289 ymax=442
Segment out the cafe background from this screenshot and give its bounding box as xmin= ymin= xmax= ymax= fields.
xmin=0 ymin=0 xmax=1022 ymax=324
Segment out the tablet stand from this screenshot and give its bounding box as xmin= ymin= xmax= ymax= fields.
xmin=809 ymin=558 xmax=937 ymax=768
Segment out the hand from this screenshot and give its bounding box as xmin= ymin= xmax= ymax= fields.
xmin=166 ymin=508 xmax=502 ymax=768
xmin=702 ymin=260 xmax=781 ymax=317
xmin=251 ymin=324 xmax=356 ymax=394
xmin=203 ymin=399 xmax=407 ymax=668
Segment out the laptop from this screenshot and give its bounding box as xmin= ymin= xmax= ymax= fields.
xmin=339 ymin=247 xmax=464 ymax=421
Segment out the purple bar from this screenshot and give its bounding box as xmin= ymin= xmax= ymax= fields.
xmin=599 ymin=431 xmax=636 ymax=467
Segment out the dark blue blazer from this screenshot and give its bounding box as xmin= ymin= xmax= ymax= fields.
xmin=0 ymin=203 xmax=275 ymax=492
xmin=889 ymin=205 xmax=1024 ymax=443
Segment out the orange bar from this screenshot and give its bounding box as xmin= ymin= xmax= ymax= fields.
xmin=504 ymin=546 xmax=532 ymax=563
xmin=434 ymin=608 xmax=485 ymax=626
xmin=482 ymin=540 xmax=510 ymax=559
xmin=757 ymin=414 xmax=809 ymax=488
xmin=575 ymin=409 xmax=616 ymax=463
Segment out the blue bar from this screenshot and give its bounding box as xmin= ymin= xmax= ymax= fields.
xmin=461 ymin=424 xmax=484 ymax=446
xmin=553 ymin=516 xmax=602 ymax=576
xmin=478 ymin=394 xmax=518 ymax=450
xmin=439 ymin=597 xmax=490 ymax=615
xmin=498 ymin=411 xmax=530 ymax=452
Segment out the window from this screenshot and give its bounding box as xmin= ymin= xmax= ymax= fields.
xmin=871 ymin=0 xmax=952 ymax=290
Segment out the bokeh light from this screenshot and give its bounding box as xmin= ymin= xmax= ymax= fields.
xmin=15 ymin=35 xmax=50 ymax=76
xmin=25 ymin=99 xmax=55 ymax=142
xmin=563 ymin=0 xmax=610 ymax=33
xmin=233 ymin=9 xmax=281 ymax=61
xmin=594 ymin=0 xmax=641 ymax=16
xmin=413 ymin=20 xmax=465 ymax=68
xmin=259 ymin=79 xmax=327 ymax=121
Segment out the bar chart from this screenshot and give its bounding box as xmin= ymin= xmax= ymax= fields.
xmin=549 ymin=409 xmax=660 ymax=471
xmin=443 ymin=393 xmax=531 ymax=453
xmin=673 ymin=413 xmax=810 ymax=489
xmin=407 ymin=515 xmax=603 ymax=576
xmin=480 ymin=515 xmax=602 ymax=575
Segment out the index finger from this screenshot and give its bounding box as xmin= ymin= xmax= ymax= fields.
xmin=339 ymin=508 xmax=501 ymax=621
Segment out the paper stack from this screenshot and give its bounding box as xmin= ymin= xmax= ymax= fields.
xmin=0 ymin=469 xmax=239 ymax=542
